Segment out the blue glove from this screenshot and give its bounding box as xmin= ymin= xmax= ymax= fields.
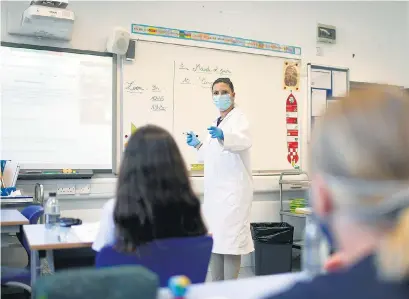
xmin=208 ymin=126 xmax=224 ymax=140
xmin=186 ymin=131 xmax=200 ymax=147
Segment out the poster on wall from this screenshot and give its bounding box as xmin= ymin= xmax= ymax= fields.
xmin=285 ymin=93 xmax=300 ymax=169
xmin=283 ymin=61 xmax=300 ymax=91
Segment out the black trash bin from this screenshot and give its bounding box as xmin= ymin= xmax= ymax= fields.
xmin=251 ymin=222 xmax=294 ymax=276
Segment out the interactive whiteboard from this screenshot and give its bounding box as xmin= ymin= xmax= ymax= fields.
xmin=1 ymin=44 xmax=114 ymax=170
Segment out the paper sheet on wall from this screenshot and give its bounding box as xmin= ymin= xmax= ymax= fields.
xmin=71 ymin=222 xmax=100 ymax=243
xmin=311 ymin=69 xmax=331 ymax=89
xmin=311 ymin=89 xmax=327 ymax=116
xmin=332 ymin=71 xmax=348 ymax=97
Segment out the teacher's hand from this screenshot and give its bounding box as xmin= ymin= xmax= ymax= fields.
xmin=186 ymin=131 xmax=200 ymax=147
xmin=208 ymin=126 xmax=224 ymax=140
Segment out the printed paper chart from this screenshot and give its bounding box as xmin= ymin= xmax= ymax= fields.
xmin=285 ymin=93 xmax=300 ymax=169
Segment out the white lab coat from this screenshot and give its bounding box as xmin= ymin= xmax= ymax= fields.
xmin=92 ymin=198 xmax=116 ymax=252
xmin=198 ymin=108 xmax=254 ymax=255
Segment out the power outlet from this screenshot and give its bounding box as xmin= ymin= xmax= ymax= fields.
xmin=57 ymin=186 xmax=76 ymax=195
xmin=75 ymin=184 xmax=91 ymax=195
xmin=316 ymin=46 xmax=323 ymax=56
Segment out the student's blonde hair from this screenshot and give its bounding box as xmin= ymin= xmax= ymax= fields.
xmin=310 ymin=87 xmax=409 ymax=281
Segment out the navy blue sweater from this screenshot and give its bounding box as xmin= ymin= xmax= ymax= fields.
xmin=265 ymin=255 xmax=409 ymax=299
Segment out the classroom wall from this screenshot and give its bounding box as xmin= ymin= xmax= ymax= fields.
xmin=2 ymin=1 xmax=408 ymax=266
xmin=3 ymin=1 xmax=408 ymax=86
xmin=3 ymin=0 xmax=408 ymax=213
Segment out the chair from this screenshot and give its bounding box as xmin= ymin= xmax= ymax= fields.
xmin=96 ymin=236 xmax=213 ymax=287
xmin=1 ymin=205 xmax=44 ymax=292
xmin=33 ymin=265 xmax=159 ymax=299
xmin=17 ymin=205 xmax=45 ymax=262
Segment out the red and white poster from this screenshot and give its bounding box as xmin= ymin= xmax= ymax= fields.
xmin=286 ymin=93 xmax=300 ymax=169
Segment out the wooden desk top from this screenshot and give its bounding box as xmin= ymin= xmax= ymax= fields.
xmin=1 ymin=209 xmax=29 ymax=226
xmin=23 ymin=224 xmax=93 ymax=250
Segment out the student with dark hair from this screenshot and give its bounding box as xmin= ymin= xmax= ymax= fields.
xmin=186 ymin=78 xmax=253 ymax=281
xmin=93 ymin=125 xmax=207 ymax=252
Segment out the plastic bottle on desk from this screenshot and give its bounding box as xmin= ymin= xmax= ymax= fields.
xmin=44 ymin=192 xmax=60 ymax=229
xmin=301 ymin=215 xmax=329 ymax=277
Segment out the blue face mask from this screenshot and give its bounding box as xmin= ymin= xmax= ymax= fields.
xmin=309 ymin=174 xmax=409 ymax=254
xmin=308 ymin=189 xmax=335 ymax=250
xmin=213 ymin=94 xmax=232 ymax=111
xmin=318 ymin=217 xmax=335 ymax=250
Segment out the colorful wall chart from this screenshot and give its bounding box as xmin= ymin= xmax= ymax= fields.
xmin=285 ymin=93 xmax=300 ymax=169
xmin=131 ymin=24 xmax=301 ymax=56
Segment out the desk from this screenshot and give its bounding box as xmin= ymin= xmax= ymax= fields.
xmin=159 ymin=272 xmax=305 ymax=299
xmin=23 ymin=224 xmax=94 ymax=285
xmin=295 ymin=207 xmax=312 ymax=215
xmin=1 ymin=209 xmax=29 ymax=234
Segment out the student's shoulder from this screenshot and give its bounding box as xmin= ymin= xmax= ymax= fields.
xmin=265 ymin=256 xmax=377 ymax=299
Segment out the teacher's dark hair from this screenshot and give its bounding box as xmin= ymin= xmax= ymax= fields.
xmin=212 ymin=77 xmax=234 ymax=92
xmin=114 ymin=125 xmax=207 ymax=252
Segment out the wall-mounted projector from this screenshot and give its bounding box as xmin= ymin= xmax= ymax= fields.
xmin=17 ymin=1 xmax=75 ymax=40
xmin=30 ymin=0 xmax=69 ymax=9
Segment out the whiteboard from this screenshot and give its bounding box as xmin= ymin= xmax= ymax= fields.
xmin=0 ymin=45 xmax=114 ymax=170
xmin=122 ymin=40 xmax=303 ymax=172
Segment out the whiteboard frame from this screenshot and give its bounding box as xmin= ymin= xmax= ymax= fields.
xmin=113 ymin=54 xmax=121 ymax=174
xmin=0 ymin=42 xmax=116 ymax=174
xmin=307 ymin=63 xmax=350 ymax=142
xmin=120 ymin=37 xmax=304 ymax=176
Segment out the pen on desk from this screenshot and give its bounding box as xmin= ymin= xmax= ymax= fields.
xmin=183 ymin=132 xmax=199 ymax=137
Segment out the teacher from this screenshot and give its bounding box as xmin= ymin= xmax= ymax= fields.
xmin=186 ymin=78 xmax=254 ymax=281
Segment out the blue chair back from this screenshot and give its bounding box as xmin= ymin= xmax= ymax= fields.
xmin=20 ymin=205 xmax=44 ymax=225
xmin=17 ymin=205 xmax=44 ymax=257
xmin=33 ymin=266 xmax=159 ymax=299
xmin=95 ymin=236 xmax=213 ymax=287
